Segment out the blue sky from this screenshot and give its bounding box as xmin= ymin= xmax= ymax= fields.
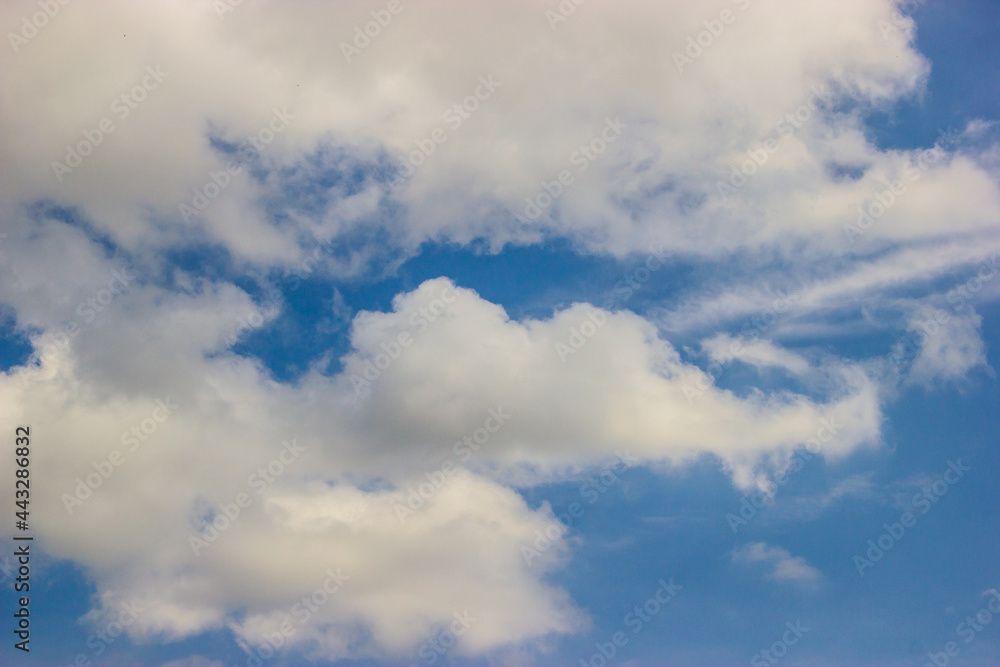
xmin=1 ymin=1 xmax=999 ymax=666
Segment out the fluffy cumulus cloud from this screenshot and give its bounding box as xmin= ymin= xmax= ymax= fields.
xmin=319 ymin=279 xmax=881 ymax=481
xmin=0 ymin=269 xmax=876 ymax=658
xmin=2 ymin=0 xmax=998 ymax=265
xmin=0 ymin=0 xmax=997 ymax=662
xmin=0 ymin=283 xmax=587 ymax=657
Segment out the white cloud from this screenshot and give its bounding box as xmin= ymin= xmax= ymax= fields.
xmin=227 ymin=474 xmax=586 ymax=659
xmin=903 ymin=306 xmax=990 ymax=386
xmin=0 ymin=265 xmax=877 ymax=659
xmin=2 ymin=0 xmax=995 ymax=270
xmin=733 ymin=542 xmax=822 ymax=588
xmin=657 ymin=239 xmax=1000 ymax=339
xmin=0 ymin=0 xmax=997 ymax=661
xmin=702 ymin=334 xmax=812 ymax=375
xmin=315 ymin=279 xmax=882 ymax=483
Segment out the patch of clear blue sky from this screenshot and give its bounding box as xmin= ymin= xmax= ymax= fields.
xmin=864 ymin=0 xmax=1000 ymax=150
xmin=0 ymin=307 xmax=31 ymax=372
xmin=526 ymin=305 xmax=1000 ymax=664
